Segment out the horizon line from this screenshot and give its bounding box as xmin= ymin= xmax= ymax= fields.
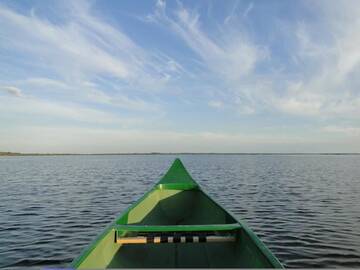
xmin=1 ymin=151 xmax=360 ymax=156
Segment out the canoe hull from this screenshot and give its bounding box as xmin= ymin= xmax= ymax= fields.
xmin=71 ymin=159 xmax=283 ymax=268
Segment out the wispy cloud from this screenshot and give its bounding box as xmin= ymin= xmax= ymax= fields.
xmin=0 ymin=2 xmax=182 ymax=85
xmin=0 ymin=1 xmax=182 ymax=116
xmin=0 ymin=95 xmax=123 ymax=124
xmin=1 ymin=0 xmax=360 ymax=152
xmin=143 ymin=1 xmax=272 ymax=114
xmin=22 ymin=78 xmax=69 ymax=89
xmin=243 ymin=2 xmax=254 ymax=18
xmin=143 ymin=0 xmax=360 ymax=120
xmin=0 ymin=86 xmax=23 ymax=97
xmin=86 ymin=89 xmax=161 ymax=112
xmin=208 ymin=100 xmax=224 ymax=109
xmin=146 ymin=0 xmax=268 ymax=81
xmin=271 ymin=1 xmax=360 ymax=119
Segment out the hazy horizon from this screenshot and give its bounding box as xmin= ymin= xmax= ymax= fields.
xmin=1 ymin=0 xmax=360 ymax=153
xmin=1 ymin=151 xmax=360 ymax=155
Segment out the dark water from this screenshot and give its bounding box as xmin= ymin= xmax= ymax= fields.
xmin=1 ymin=155 xmax=360 ymax=269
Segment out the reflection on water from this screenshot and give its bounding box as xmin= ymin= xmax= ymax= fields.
xmin=1 ymin=155 xmax=360 ymax=268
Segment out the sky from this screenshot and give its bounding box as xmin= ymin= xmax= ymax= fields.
xmin=0 ymin=0 xmax=359 ymax=153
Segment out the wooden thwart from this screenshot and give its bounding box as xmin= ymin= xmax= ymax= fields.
xmin=115 ymin=234 xmax=236 ymax=244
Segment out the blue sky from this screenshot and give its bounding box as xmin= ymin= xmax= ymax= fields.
xmin=0 ymin=0 xmax=359 ymax=153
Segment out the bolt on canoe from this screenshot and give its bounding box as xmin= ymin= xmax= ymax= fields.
xmin=71 ymin=158 xmax=283 ymax=268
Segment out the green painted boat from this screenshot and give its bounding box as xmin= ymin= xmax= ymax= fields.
xmin=71 ymin=158 xmax=283 ymax=268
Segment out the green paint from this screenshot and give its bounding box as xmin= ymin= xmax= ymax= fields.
xmin=77 ymin=229 xmax=120 ymax=269
xmin=158 ymin=158 xmax=198 ymax=186
xmin=71 ymin=158 xmax=283 ymax=268
xmin=115 ymin=223 xmax=241 ymax=232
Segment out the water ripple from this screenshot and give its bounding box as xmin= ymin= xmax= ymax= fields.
xmin=1 ymin=155 xmax=360 ymax=268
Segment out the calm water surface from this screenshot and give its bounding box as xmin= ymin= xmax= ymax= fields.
xmin=1 ymin=155 xmax=360 ymax=268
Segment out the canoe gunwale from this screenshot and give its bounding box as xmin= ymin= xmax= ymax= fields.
xmin=115 ymin=223 xmax=241 ymax=233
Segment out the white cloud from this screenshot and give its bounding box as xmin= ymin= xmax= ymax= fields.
xmin=0 ymin=6 xmax=127 ymax=79
xmin=1 ymin=1 xmax=175 ymax=130
xmin=0 ymin=95 xmax=125 ymax=124
xmin=86 ymin=89 xmax=161 ymax=112
xmin=0 ymin=86 xmax=23 ymax=97
xmin=143 ymin=1 xmax=272 ymax=115
xmin=272 ymin=1 xmax=360 ymax=119
xmin=208 ymin=100 xmax=224 ymax=109
xmin=275 ymin=4 xmax=360 ymax=119
xmin=224 ymin=0 xmax=240 ymax=24
xmin=156 ymin=0 xmax=166 ymax=10
xmin=147 ymin=1 xmax=268 ymax=82
xmin=243 ymin=2 xmax=254 ymax=18
xmin=144 ymin=1 xmax=360 ymax=120
xmin=22 ymin=78 xmax=69 ymax=89
xmin=13 ymin=77 xmax=162 ymax=113
xmin=0 ymin=2 xmax=182 ymax=97
xmin=1 ymin=1 xmax=360 ymax=153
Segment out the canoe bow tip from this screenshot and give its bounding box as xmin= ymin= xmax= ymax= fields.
xmin=173 ymin=157 xmax=182 ymax=164
xmin=157 ymin=158 xmax=198 ymax=187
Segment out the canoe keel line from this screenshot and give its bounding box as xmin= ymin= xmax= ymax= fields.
xmin=71 ymin=158 xmax=283 ymax=268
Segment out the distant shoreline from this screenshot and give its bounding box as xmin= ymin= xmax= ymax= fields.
xmin=1 ymin=152 xmax=359 ymax=156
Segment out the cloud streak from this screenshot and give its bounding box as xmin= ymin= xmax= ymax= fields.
xmin=0 ymin=1 xmax=182 ymax=117
xmin=0 ymin=86 xmax=23 ymax=97
xmin=147 ymin=0 xmax=267 ymax=81
xmin=1 ymin=0 xmax=360 ymax=152
xmin=0 ymin=2 xmax=182 ymax=85
xmin=273 ymin=4 xmax=360 ymax=119
xmin=143 ymin=0 xmax=360 ymax=121
xmin=0 ymin=95 xmax=125 ymax=124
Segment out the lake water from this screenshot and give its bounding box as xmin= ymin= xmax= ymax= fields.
xmin=1 ymin=155 xmax=360 ymax=268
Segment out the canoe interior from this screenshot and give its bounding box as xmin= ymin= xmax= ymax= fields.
xmin=77 ymin=189 xmax=276 ymax=268
xmin=119 ymin=189 xmax=237 ymax=225
xmin=106 ymin=229 xmax=275 ymax=268
xmin=73 ymin=159 xmax=282 ymax=269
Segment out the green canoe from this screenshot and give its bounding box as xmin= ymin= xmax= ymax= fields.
xmin=71 ymin=158 xmax=283 ymax=268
